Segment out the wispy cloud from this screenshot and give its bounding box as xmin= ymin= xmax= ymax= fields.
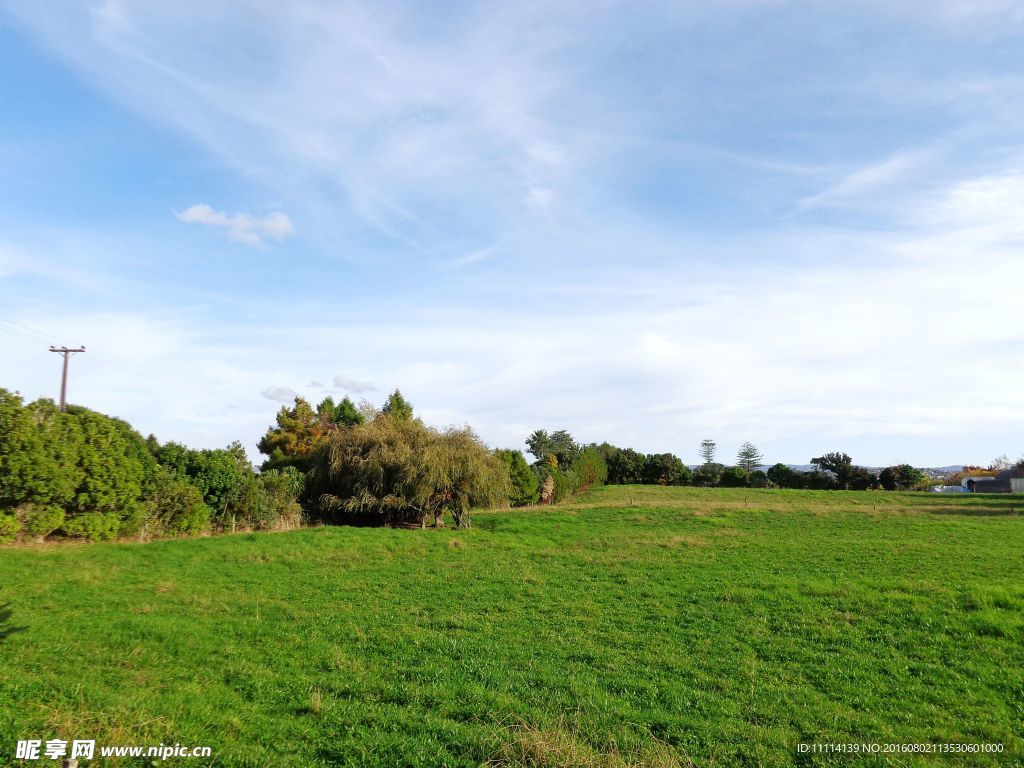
xmin=795 ymin=149 xmax=938 ymax=214
xmin=260 ymin=386 xmax=298 ymax=403
xmin=176 ymin=204 xmax=294 ymax=245
xmin=3 ymin=1 xmax=1024 ymax=466
xmin=331 ymin=374 xmax=375 ymax=394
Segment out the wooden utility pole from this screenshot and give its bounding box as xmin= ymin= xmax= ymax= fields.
xmin=48 ymin=346 xmax=85 ymax=412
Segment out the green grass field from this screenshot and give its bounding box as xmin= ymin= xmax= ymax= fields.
xmin=1 ymin=486 xmax=1022 ymax=767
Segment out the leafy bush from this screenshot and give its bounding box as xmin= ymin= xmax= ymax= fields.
xmin=63 ymin=406 xmax=156 ymax=539
xmin=0 ymin=391 xmax=82 ymax=510
xmin=62 ymin=512 xmax=124 ymax=541
xmin=229 ymin=468 xmax=305 ymax=531
xmin=144 ymin=469 xmax=210 ymax=536
xmin=0 ymin=513 xmax=18 ymax=543
xmin=21 ymin=505 xmax=65 ymax=541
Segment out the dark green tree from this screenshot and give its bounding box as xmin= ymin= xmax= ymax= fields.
xmin=736 ymin=442 xmax=764 ymax=472
xmin=848 ymin=466 xmax=878 ymax=491
xmin=748 ymin=469 xmax=768 ymax=488
xmin=811 ymin=452 xmax=854 ymax=489
xmin=693 ymin=462 xmax=724 ymax=487
xmin=333 ymin=396 xmax=364 ymax=427
xmin=879 ymin=464 xmax=925 ymax=491
xmin=766 ymin=463 xmax=801 ymax=489
xmin=495 ymin=449 xmax=540 ymax=506
xmin=525 ymin=429 xmax=580 ymax=466
xmin=381 ymin=389 xmax=414 ymax=421
xmin=719 ymin=466 xmax=749 ymax=487
xmin=62 ymin=406 xmax=158 ymax=540
xmin=573 ymin=447 xmax=609 ymax=489
xmin=0 ymin=391 xmax=84 ymax=512
xmin=642 ymin=453 xmax=691 ymax=485
xmin=607 ymin=447 xmax=646 ymax=484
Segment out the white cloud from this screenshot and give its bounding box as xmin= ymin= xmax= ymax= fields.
xmin=176 ymin=204 xmax=294 ymax=245
xmin=260 ymin=386 xmax=298 ymax=402
xmin=929 ymin=171 xmax=1024 ymax=237
xmin=331 ymin=374 xmax=375 ymax=394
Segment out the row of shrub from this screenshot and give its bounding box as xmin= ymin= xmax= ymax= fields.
xmin=0 ymin=389 xmax=302 ymax=542
xmin=513 ymin=439 xmax=932 ymax=494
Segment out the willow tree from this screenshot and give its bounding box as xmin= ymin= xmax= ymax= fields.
xmin=306 ymin=415 xmax=508 ymax=528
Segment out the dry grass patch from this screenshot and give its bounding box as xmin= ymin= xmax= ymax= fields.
xmin=657 ymin=534 xmax=707 ymax=549
xmin=486 ymin=719 xmax=694 ymax=768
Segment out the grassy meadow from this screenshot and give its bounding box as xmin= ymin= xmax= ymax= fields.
xmin=1 ymin=486 xmax=1022 ymax=767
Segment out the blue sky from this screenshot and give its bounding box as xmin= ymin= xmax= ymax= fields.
xmin=2 ymin=1 xmax=1023 ymax=467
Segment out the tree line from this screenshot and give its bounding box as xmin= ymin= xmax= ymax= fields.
xmin=3 ymin=384 xmax=1012 ymax=543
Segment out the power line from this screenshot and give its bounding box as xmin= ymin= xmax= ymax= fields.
xmin=0 ymin=317 xmax=267 ymax=409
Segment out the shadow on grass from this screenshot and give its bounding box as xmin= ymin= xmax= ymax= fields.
xmin=0 ymin=602 xmax=27 ymax=644
xmin=921 ymin=497 xmax=1024 ymax=516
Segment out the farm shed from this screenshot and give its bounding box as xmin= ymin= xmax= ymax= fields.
xmin=965 ymin=469 xmax=1024 ymax=494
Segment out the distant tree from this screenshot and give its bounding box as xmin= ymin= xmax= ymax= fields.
xmin=607 ymin=447 xmax=646 ymax=484
xmin=526 ymin=430 xmax=551 ymax=462
xmin=381 ymin=389 xmax=414 ymax=421
xmin=332 ymin=396 xmax=364 ymax=427
xmin=526 ymin=429 xmax=580 ymax=466
xmin=736 ymin=442 xmax=764 ymax=472
xmin=495 ymin=449 xmax=540 ymax=506
xmin=540 ymin=474 xmax=556 ymax=505
xmin=693 ymin=462 xmax=724 ymax=487
xmin=258 ymin=397 xmax=330 ymax=471
xmin=748 ymin=469 xmax=768 ymax=488
xmin=804 ymin=470 xmax=837 ymax=490
xmin=811 ymin=452 xmax=854 ymax=489
xmin=719 ymin=466 xmax=749 ymax=487
xmin=574 ymin=447 xmax=609 ymax=489
xmin=698 ymin=439 xmax=718 ymax=465
xmin=766 ymin=463 xmax=801 ymax=489
xmin=1015 ymin=455 xmax=1024 ymax=471
xmin=990 ymin=454 xmax=1012 ymax=471
xmin=848 ymin=466 xmax=878 ymax=491
xmin=878 ymin=464 xmax=925 ymax=491
xmin=642 ymin=453 xmax=691 ymax=485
